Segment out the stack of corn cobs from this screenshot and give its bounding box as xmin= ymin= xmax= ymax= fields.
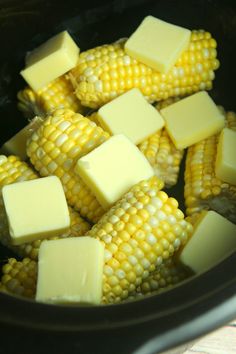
xmin=0 ymin=28 xmax=235 ymax=305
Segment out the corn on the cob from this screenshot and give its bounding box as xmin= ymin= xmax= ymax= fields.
xmin=0 ymin=258 xmax=37 ymax=298
xmin=0 ymin=177 xmax=193 ymax=303
xmin=17 ymin=76 xmax=83 ymax=119
xmin=87 ymin=176 xmax=193 ymax=303
xmin=0 ymin=155 xmax=91 ymax=259
xmin=69 ymin=30 xmax=219 ymax=109
xmin=184 ymin=110 xmax=236 ymax=223
xmin=27 ymin=108 xmax=110 ymax=222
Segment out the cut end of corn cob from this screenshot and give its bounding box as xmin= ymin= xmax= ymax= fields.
xmin=17 ymin=76 xmax=83 ymax=119
xmin=184 ymin=110 xmax=236 ymax=224
xmin=27 ymin=108 xmax=109 ymax=222
xmin=87 ymin=176 xmax=193 ymax=304
xmin=69 ymin=30 xmax=219 ymax=109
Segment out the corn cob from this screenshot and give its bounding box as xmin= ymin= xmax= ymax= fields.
xmin=0 ymin=177 xmax=193 ymax=303
xmin=0 ymin=258 xmax=37 ymax=298
xmin=87 ymin=176 xmax=193 ymax=303
xmin=27 ymin=108 xmax=110 ymax=222
xmin=17 ymin=76 xmax=83 ymax=119
xmin=184 ymin=110 xmax=236 ymax=224
xmin=69 ymin=30 xmax=219 ymax=109
xmin=0 ymin=155 xmax=91 ymax=259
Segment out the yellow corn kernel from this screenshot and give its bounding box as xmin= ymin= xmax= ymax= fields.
xmin=0 ymin=258 xmax=37 ymax=298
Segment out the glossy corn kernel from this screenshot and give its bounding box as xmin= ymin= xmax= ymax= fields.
xmin=17 ymin=76 xmax=83 ymax=119
xmin=87 ymin=176 xmax=193 ymax=304
xmin=27 ymin=108 xmax=109 ymax=222
xmin=184 ymin=110 xmax=236 ymax=223
xmin=69 ymin=30 xmax=219 ymax=109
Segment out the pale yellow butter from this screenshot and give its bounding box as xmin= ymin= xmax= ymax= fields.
xmin=160 ymin=91 xmax=225 ymax=149
xmin=179 ymin=210 xmax=236 ymax=273
xmin=0 ymin=117 xmax=42 ymax=160
xmin=97 ymin=88 xmax=164 ymax=145
xmin=36 ymin=237 xmax=104 ymax=304
xmin=215 ymin=128 xmax=236 ymax=185
xmin=125 ymin=16 xmax=191 ymax=73
xmin=2 ymin=176 xmax=70 ymax=245
xmin=75 ymin=134 xmax=154 ymax=209
xmin=20 ymin=31 xmax=80 ymax=91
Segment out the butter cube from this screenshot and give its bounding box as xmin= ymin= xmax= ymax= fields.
xmin=97 ymin=88 xmax=164 ymax=145
xmin=2 ymin=176 xmax=70 ymax=245
xmin=179 ymin=211 xmax=236 ymax=273
xmin=20 ymin=31 xmax=80 ymax=91
xmin=160 ymin=91 xmax=225 ymax=149
xmin=36 ymin=237 xmax=104 ymax=304
xmin=0 ymin=117 xmax=42 ymax=160
xmin=75 ymin=134 xmax=154 ymax=209
xmin=215 ymin=128 xmax=236 ymax=185
xmin=125 ymin=16 xmax=191 ymax=73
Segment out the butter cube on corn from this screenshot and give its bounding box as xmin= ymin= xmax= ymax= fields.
xmin=36 ymin=237 xmax=104 ymax=304
xmin=179 ymin=210 xmax=236 ymax=273
xmin=125 ymin=16 xmax=191 ymax=73
xmin=0 ymin=117 xmax=42 ymax=160
xmin=2 ymin=176 xmax=70 ymax=245
xmin=97 ymin=88 xmax=164 ymax=145
xmin=75 ymin=134 xmax=154 ymax=209
xmin=215 ymin=128 xmax=236 ymax=185
xmin=160 ymin=91 xmax=225 ymax=149
xmin=20 ymin=31 xmax=80 ymax=91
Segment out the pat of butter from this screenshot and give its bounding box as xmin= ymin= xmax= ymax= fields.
xmin=160 ymin=91 xmax=225 ymax=149
xmin=125 ymin=16 xmax=191 ymax=73
xmin=20 ymin=31 xmax=80 ymax=91
xmin=97 ymin=88 xmax=164 ymax=145
xmin=179 ymin=210 xmax=236 ymax=273
xmin=75 ymin=134 xmax=154 ymax=209
xmin=0 ymin=117 xmax=43 ymax=160
xmin=215 ymin=128 xmax=236 ymax=185
xmin=36 ymin=237 xmax=104 ymax=304
xmin=2 ymin=176 xmax=70 ymax=245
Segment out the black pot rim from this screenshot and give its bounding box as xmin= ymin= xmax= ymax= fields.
xmin=0 ymin=251 xmax=236 ymax=334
